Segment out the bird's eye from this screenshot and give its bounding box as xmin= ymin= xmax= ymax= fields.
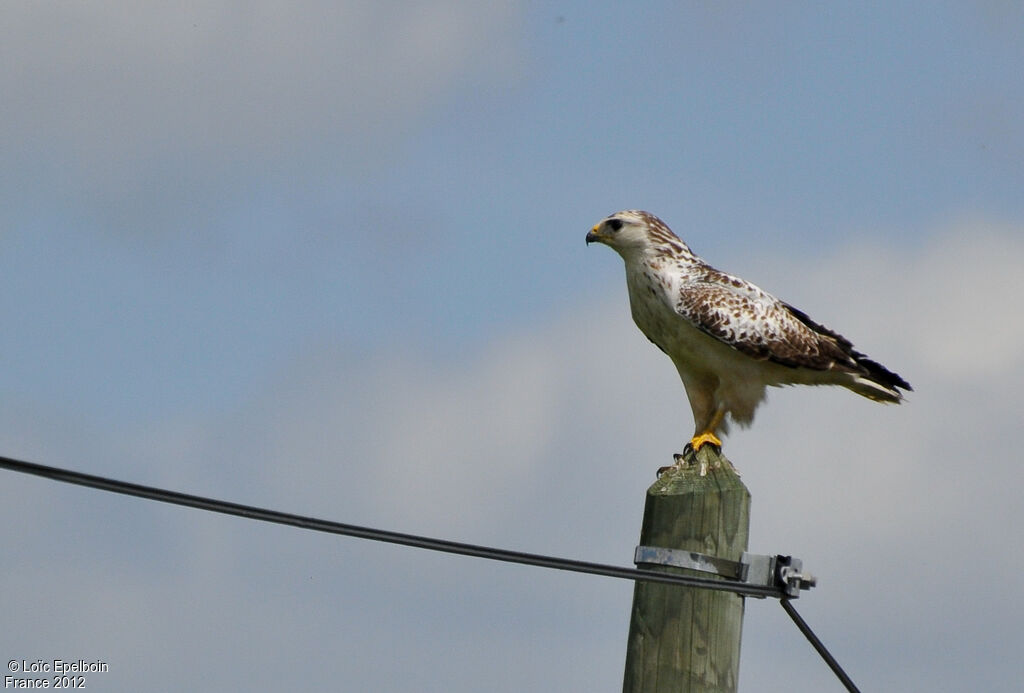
xmin=607 ymin=218 xmax=624 ymax=232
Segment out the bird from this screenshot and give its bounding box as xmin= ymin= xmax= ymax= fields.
xmin=586 ymin=209 xmax=911 ymax=455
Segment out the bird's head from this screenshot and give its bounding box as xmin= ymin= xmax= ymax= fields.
xmin=587 ymin=210 xmax=687 ymax=260
xmin=586 ymin=210 xmax=654 ymax=251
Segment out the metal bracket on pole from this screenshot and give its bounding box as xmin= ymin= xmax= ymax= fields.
xmin=633 ymin=545 xmax=817 ymax=599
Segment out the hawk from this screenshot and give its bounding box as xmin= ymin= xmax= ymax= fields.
xmin=587 ymin=210 xmax=911 ymax=453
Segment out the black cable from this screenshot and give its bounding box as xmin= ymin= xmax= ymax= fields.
xmin=780 ymin=598 xmax=861 ymax=693
xmin=0 ymin=454 xmax=781 ymax=598
xmin=0 ymin=453 xmax=861 ymax=690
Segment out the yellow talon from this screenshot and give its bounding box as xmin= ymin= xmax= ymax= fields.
xmin=689 ymin=432 xmax=722 ymax=451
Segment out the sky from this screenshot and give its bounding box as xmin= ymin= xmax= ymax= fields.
xmin=2 ymin=2 xmax=1023 ymax=691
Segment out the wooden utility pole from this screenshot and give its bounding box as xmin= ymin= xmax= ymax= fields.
xmin=623 ymin=445 xmax=751 ymax=693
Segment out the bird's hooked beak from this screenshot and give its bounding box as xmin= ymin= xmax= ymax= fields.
xmin=585 ymin=223 xmax=603 ymax=245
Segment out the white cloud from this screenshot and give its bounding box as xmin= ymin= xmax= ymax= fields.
xmin=719 ymin=222 xmax=1024 ymax=690
xmin=2 ymin=1 xmax=522 ymax=231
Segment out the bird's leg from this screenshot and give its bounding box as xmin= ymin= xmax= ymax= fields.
xmin=689 ymin=407 xmax=725 ymax=452
xmin=662 ymin=407 xmax=726 ymax=476
xmin=658 ymin=409 xmax=726 ymax=478
xmin=662 ymin=383 xmax=725 ymax=475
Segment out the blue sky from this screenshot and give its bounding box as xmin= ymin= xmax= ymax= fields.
xmin=2 ymin=3 xmax=1024 ymax=691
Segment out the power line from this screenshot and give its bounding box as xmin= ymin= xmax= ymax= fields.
xmin=0 ymin=453 xmax=859 ymax=689
xmin=0 ymin=454 xmax=779 ymax=598
xmin=781 ymin=598 xmax=861 ymax=693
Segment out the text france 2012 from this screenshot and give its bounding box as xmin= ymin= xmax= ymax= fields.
xmin=6 ymin=659 xmax=109 ymax=689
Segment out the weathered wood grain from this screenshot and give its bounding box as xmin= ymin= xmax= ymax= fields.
xmin=623 ymin=446 xmax=750 ymax=693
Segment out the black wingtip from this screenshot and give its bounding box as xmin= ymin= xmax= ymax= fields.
xmin=858 ymin=356 xmax=912 ymax=394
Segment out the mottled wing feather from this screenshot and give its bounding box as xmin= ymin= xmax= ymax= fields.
xmin=780 ymin=301 xmax=853 ymax=350
xmin=674 ymin=278 xmax=855 ymax=372
xmin=780 ymin=299 xmax=911 ymax=391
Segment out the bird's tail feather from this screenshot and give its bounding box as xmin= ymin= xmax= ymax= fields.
xmin=846 ymin=357 xmax=912 ymax=403
xmin=847 ymin=376 xmax=904 ymax=403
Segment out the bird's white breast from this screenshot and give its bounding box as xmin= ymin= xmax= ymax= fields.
xmin=622 ymin=255 xmax=789 ymax=425
xmin=624 ymin=257 xmax=723 ymax=365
